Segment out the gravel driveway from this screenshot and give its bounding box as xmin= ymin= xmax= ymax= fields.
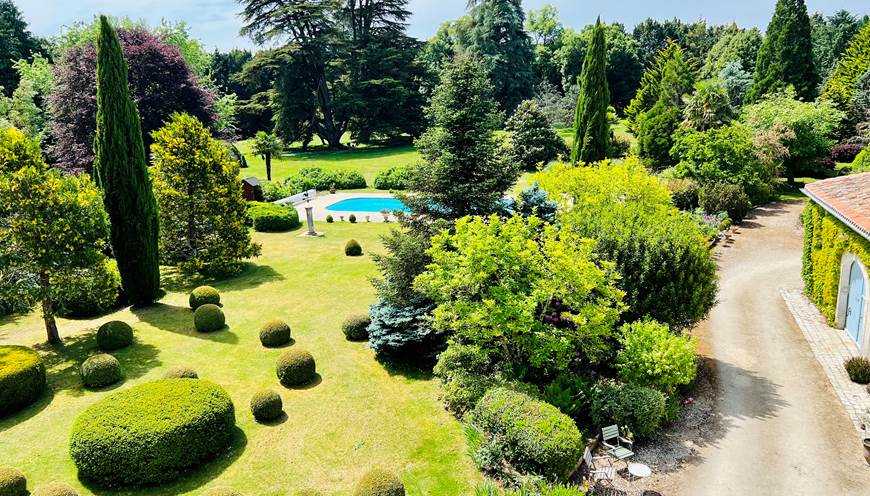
xmin=667 ymin=201 xmax=870 ymax=495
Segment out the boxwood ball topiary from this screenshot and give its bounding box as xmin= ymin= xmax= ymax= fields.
xmin=163 ymin=366 xmax=198 ymax=379
xmin=96 ymin=321 xmax=133 ymax=351
xmin=189 ymin=286 xmax=221 ymax=310
xmin=342 ymin=314 xmax=371 ymax=341
xmin=80 ymin=354 xmax=122 ymax=389
xmin=276 ymin=349 xmax=316 ymax=386
xmin=31 ymin=482 xmax=78 ymax=496
xmin=0 ymin=345 xmax=46 ymax=416
xmin=69 ymin=379 xmax=236 ymax=486
xmin=194 ymin=304 xmax=226 ymax=333
xmin=353 ymin=469 xmax=405 ymax=496
xmin=259 ymin=319 xmax=292 ymax=347
xmin=250 ymin=389 xmax=283 ymax=422
xmin=345 ymin=239 xmax=362 ymax=257
xmin=0 ymin=467 xmax=26 ymax=496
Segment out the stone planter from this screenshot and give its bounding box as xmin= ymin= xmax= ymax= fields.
xmin=864 ymin=438 xmax=870 ymax=465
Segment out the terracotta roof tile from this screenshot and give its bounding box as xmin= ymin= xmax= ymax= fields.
xmin=803 ymin=172 xmax=870 ymax=241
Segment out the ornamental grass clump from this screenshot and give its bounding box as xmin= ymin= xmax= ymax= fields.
xmin=845 ymin=357 xmax=870 ymax=384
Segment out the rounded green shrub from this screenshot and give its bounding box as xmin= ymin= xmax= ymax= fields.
xmin=202 ymin=488 xmax=242 ymax=496
xmin=31 ymin=482 xmax=78 ymax=496
xmin=0 ymin=345 xmax=46 ymax=416
xmin=163 ymin=366 xmax=198 ymax=379
xmin=342 ymin=314 xmax=371 ymax=341
xmin=591 ymin=380 xmax=666 ymax=439
xmin=250 ymin=389 xmax=283 ymax=422
xmin=845 ymin=357 xmax=870 ymax=384
xmin=353 ymin=469 xmax=405 ymax=496
xmin=852 ymin=148 xmax=870 ymax=173
xmin=469 ymin=387 xmax=584 ymax=480
xmin=189 ymin=286 xmax=221 ymax=310
xmin=194 ymin=304 xmax=226 ymax=333
xmin=247 ymin=202 xmax=301 ymax=232
xmin=259 ymin=319 xmax=292 ymax=347
xmin=348 ymin=214 xmax=357 ymax=224
xmin=96 ymin=321 xmax=133 ymax=351
xmin=373 ymin=166 xmax=409 ymax=190
xmin=345 ymin=239 xmax=362 ymax=257
xmin=80 ymin=354 xmax=122 ymax=389
xmin=0 ymin=467 xmax=26 ymax=496
xmin=276 ymin=349 xmax=316 ymax=387
xmin=699 ymin=182 xmax=751 ymax=223
xmin=69 ymin=379 xmax=236 ymax=486
xmin=326 ymin=214 xmax=334 ymax=223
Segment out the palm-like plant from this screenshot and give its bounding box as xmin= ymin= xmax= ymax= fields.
xmin=252 ymin=131 xmax=283 ymax=181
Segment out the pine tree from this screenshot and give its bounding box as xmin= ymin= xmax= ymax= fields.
xmin=748 ymin=0 xmax=817 ymax=102
xmin=93 ymin=16 xmax=160 ymax=306
xmin=402 ymin=55 xmax=518 ymax=219
xmin=572 ymin=18 xmax=610 ymax=163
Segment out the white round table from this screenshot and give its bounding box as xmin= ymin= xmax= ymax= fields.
xmin=628 ymin=462 xmax=652 ymax=478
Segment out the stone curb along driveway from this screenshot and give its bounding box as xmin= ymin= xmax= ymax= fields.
xmin=782 ymin=288 xmax=870 ymax=434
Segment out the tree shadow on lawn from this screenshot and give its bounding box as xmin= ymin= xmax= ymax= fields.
xmin=160 ymin=263 xmax=284 ymax=295
xmin=375 ymin=354 xmax=435 ymax=382
xmin=24 ymin=333 xmax=161 ymax=401
xmin=131 ymin=304 xmax=239 ymax=345
xmin=79 ymin=426 xmax=248 ymax=496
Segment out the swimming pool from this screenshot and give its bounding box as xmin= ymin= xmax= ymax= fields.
xmin=326 ymin=197 xmax=410 ymax=213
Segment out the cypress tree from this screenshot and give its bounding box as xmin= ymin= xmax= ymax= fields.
xmin=572 ymin=17 xmax=610 ymax=164
xmin=747 ymin=0 xmax=817 ymax=102
xmin=93 ymin=16 xmax=160 ymax=306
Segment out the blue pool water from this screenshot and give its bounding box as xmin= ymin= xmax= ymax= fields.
xmin=326 ymin=197 xmax=410 ymax=213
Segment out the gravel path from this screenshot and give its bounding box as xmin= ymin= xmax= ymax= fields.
xmin=660 ymin=201 xmax=870 ymax=495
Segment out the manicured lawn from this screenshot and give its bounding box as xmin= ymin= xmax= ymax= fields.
xmin=236 ymin=140 xmax=420 ymax=188
xmin=0 ymin=222 xmax=480 ymax=495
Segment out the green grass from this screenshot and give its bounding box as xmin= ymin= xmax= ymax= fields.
xmin=0 ymin=222 xmax=481 ymax=495
xmin=236 ymin=140 xmax=420 ymax=188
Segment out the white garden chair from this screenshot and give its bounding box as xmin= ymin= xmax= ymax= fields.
xmin=582 ymin=446 xmax=616 ymax=487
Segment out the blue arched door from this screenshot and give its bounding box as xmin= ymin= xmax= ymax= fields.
xmin=845 ymin=261 xmax=866 ymax=345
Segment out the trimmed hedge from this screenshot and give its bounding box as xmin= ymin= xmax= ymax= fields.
xmin=469 ymin=387 xmax=584 ymax=480
xmin=0 ymin=467 xmax=26 ymax=496
xmin=345 ymin=239 xmax=362 ymax=257
xmin=803 ymin=202 xmax=870 ymax=323
xmin=247 ymin=202 xmax=301 ymax=232
xmin=96 ymin=321 xmax=133 ymax=351
xmin=69 ymin=379 xmax=236 ymax=486
xmin=699 ymin=182 xmax=750 ymax=223
xmin=194 ymin=304 xmax=226 ymax=333
xmin=250 ymin=389 xmax=283 ymax=422
xmin=163 ymin=366 xmax=198 ymax=379
xmin=0 ymin=345 xmax=46 ymax=416
xmin=259 ymin=319 xmax=292 ymax=347
xmin=31 ymin=482 xmax=78 ymax=496
xmin=353 ymin=469 xmax=405 ymax=496
xmin=342 ymin=314 xmax=371 ymax=341
xmin=276 ymin=349 xmax=316 ymax=387
xmin=81 ymin=354 xmax=122 ymax=389
xmin=373 ymin=166 xmax=409 ymax=191
xmin=190 ymin=286 xmax=221 ymax=310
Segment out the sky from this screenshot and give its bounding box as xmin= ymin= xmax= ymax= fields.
xmin=16 ymin=0 xmax=870 ymax=52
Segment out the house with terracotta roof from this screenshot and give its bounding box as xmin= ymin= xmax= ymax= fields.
xmin=802 ymin=172 xmax=870 ymax=355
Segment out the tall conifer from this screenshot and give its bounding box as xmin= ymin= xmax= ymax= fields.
xmin=93 ymin=16 xmax=160 ymax=306
xmin=748 ymin=0 xmax=817 ymax=101
xmin=572 ymin=18 xmax=610 ymax=163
